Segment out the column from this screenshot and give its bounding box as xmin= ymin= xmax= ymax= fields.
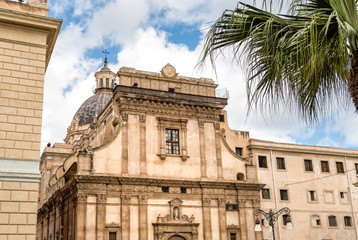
xmin=198 ymin=121 xmax=207 ymax=179
xmin=75 ymin=193 xmax=87 ymax=240
xmin=96 ymin=194 xmax=106 ymax=240
xmin=139 ymin=115 xmax=147 ymax=176
xmin=138 ymin=195 xmax=148 ymax=240
xmin=218 ymin=198 xmax=228 ymax=240
xmin=239 ymin=199 xmax=248 ymax=240
xmin=202 ymin=198 xmax=212 ymax=240
xmin=214 ymin=123 xmax=223 ymax=180
xmin=121 ymin=195 xmax=131 ymax=240
xmin=122 ymin=113 xmax=129 ymax=174
xmin=245 ymin=200 xmax=256 ymax=240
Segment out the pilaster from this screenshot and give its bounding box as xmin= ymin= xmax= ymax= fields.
xmin=121 ymin=194 xmax=131 ymax=240
xmin=214 ymin=123 xmax=223 ymax=180
xmin=218 ymin=198 xmax=227 ymax=240
xmin=122 ymin=113 xmax=129 ymax=174
xmin=239 ymin=199 xmax=248 ymax=240
xmin=75 ymin=193 xmax=87 ymax=240
xmin=96 ymin=194 xmax=106 ymax=240
xmin=202 ymin=197 xmax=212 ymax=240
xmin=138 ymin=195 xmax=148 ymax=240
xmin=198 ymin=121 xmax=207 ymax=179
xmin=139 ymin=114 xmax=147 ymax=176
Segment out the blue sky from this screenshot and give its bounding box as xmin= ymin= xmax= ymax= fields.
xmin=41 ymin=0 xmax=358 ymax=150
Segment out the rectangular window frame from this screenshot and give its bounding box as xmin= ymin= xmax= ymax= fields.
xmin=339 ymin=191 xmax=349 ymax=204
xmin=105 ymin=225 xmax=120 ymax=240
xmin=355 ymin=163 xmax=358 ymax=175
xmin=344 ymin=216 xmax=352 ymax=227
xmin=304 ymin=159 xmax=313 ymax=172
xmin=307 ymin=190 xmax=318 ymax=203
xmin=261 ymin=188 xmax=271 ymax=200
xmin=328 ymin=215 xmax=338 ymax=228
xmin=165 ymin=128 xmax=180 ymax=155
xmin=276 ymin=157 xmax=286 ymax=170
xmin=258 ymin=156 xmax=268 ymax=168
xmin=321 ymin=160 xmax=330 ymax=173
xmin=235 ymin=147 xmax=243 ymax=156
xmin=336 ymin=162 xmax=344 ymax=174
xmin=157 ymin=117 xmax=188 ymax=161
xmin=323 ymin=190 xmax=335 ymax=204
xmin=279 ymin=189 xmax=289 ymax=201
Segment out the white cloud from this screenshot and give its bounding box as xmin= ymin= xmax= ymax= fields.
xmin=42 ymin=0 xmax=358 ymax=151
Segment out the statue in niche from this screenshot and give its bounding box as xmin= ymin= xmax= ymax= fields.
xmin=173 ymin=206 xmax=179 ymax=220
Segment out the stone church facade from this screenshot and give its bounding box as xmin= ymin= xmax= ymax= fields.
xmin=37 ymin=61 xmax=265 ymax=240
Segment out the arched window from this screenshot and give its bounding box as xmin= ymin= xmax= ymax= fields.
xmin=311 ymin=215 xmax=321 ymax=226
xmin=328 ymin=215 xmax=337 ymax=227
xmin=133 ymin=83 xmax=138 ymax=88
xmin=236 ymin=173 xmax=244 ymax=181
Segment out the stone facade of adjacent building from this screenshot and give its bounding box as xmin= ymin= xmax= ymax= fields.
xmin=36 ymin=61 xmax=358 ymax=240
xmin=0 ymin=0 xmax=61 ymax=238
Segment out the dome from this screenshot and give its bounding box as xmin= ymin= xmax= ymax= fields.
xmin=73 ymin=92 xmax=112 ymax=126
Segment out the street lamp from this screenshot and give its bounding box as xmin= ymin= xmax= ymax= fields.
xmin=254 ymin=207 xmax=292 ymax=240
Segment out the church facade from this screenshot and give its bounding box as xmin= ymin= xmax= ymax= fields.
xmin=37 ymin=61 xmax=358 ymax=240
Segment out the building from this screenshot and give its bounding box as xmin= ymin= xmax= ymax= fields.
xmin=0 ymin=0 xmax=61 ymax=239
xmin=37 ymin=61 xmax=358 ymax=240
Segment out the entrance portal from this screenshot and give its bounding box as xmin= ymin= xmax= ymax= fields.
xmin=168 ymin=235 xmax=186 ymax=240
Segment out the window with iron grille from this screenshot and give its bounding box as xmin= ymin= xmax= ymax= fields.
xmin=276 ymin=157 xmax=286 ymax=170
xmin=304 ymin=159 xmax=313 ymax=172
xmin=336 ymin=162 xmax=344 ymax=173
xmin=165 ymin=129 xmax=179 ymax=155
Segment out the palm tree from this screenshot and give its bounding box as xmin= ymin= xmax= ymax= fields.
xmin=200 ymin=0 xmax=358 ymax=121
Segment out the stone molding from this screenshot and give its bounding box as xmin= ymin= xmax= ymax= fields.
xmin=0 ymin=158 xmax=40 ymax=182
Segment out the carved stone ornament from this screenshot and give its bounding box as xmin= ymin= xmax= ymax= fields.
xmin=202 ymin=198 xmax=211 ymax=206
xmin=77 ymin=193 xmax=87 ymax=203
xmin=97 ymin=194 xmax=106 ymax=203
xmin=161 ymin=63 xmax=178 ymax=78
xmin=156 ymin=213 xmax=195 ymax=223
xmin=112 ymin=117 xmax=121 ymax=127
xmin=218 ymin=198 xmax=226 ymax=207
xmin=106 ymin=222 xmax=120 ymax=228
xmin=121 ymin=194 xmax=131 ymax=204
xmin=121 ymin=113 xmax=128 ymax=121
xmin=138 ymin=195 xmax=148 ymax=204
xmin=139 ymin=114 xmax=146 ymax=122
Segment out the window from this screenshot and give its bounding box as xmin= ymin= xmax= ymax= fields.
xmin=304 ymin=159 xmax=313 ymax=172
xmin=258 ymin=156 xmax=268 ymax=168
xmin=344 ymin=216 xmax=352 ymax=227
xmin=235 ymin=147 xmax=243 ymax=156
xmin=276 ymin=157 xmax=286 ymax=170
xmin=355 ymin=163 xmax=358 ymax=174
xmin=328 ymin=216 xmax=337 ymax=227
xmin=321 ymin=161 xmax=330 ymax=173
xmin=226 ymin=203 xmax=238 ymax=211
xmin=230 ymin=233 xmax=236 ymax=240
xmin=340 ymin=192 xmax=349 ymax=203
xmin=106 ymin=78 xmax=109 ymax=88
xmin=336 ymin=162 xmax=344 ymax=173
xmin=280 ymin=189 xmax=289 ymax=201
xmin=219 ymin=114 xmax=225 ymax=122
xmin=109 ymin=232 xmax=117 ymax=240
xmin=100 ymin=78 xmax=103 ymax=88
xmin=324 ymin=191 xmax=334 ymax=203
xmin=168 ymin=88 xmax=175 ymax=92
xmin=308 ymin=190 xmax=317 ymax=202
xmin=165 ymin=129 xmax=180 ymax=155
xmin=162 ymin=187 xmax=169 ymax=193
xmin=311 ymin=215 xmax=321 ymax=227
xmin=262 ymin=189 xmax=270 ymax=199
xmin=180 ymin=187 xmax=187 ymax=194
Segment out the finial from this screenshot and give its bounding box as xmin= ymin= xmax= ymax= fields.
xmin=102 ymin=49 xmax=110 ymax=68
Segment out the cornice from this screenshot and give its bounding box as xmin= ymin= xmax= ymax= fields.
xmin=249 ymin=139 xmax=358 ymax=157
xmin=0 ymin=7 xmax=62 ymax=69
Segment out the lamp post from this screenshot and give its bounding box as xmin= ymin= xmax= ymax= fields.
xmin=254 ymin=207 xmax=292 ymax=240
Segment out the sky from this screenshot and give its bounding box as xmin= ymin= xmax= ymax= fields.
xmin=41 ymin=0 xmax=358 ymax=151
